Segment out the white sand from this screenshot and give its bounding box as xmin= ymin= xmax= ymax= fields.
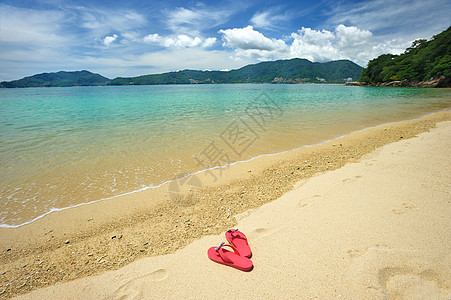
xmin=17 ymin=121 xmax=451 ymax=299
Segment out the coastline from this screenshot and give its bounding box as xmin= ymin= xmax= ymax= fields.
xmin=15 ymin=118 xmax=451 ymax=299
xmin=0 ymin=110 xmax=450 ymax=298
xmin=1 ymin=107 xmax=449 ymax=230
xmin=345 ymin=75 xmax=450 ymax=88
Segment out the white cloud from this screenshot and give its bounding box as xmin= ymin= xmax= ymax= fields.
xmin=219 ymin=26 xmax=289 ymax=61
xmin=202 ymin=37 xmax=217 ymax=48
xmin=219 ymin=26 xmax=288 ymax=51
xmin=231 ymin=49 xmax=280 ymax=61
xmin=166 ymin=6 xmax=236 ymax=36
xmin=289 ymin=27 xmax=338 ymax=62
xmin=143 ymin=34 xmax=160 ymax=43
xmin=168 ymin=7 xmax=198 ymax=28
xmin=326 ymin=0 xmax=450 ymax=42
xmin=250 ymin=10 xmax=288 ymax=30
xmin=167 ymin=35 xmax=202 ymax=48
xmin=144 ymin=34 xmax=216 ymax=49
xmin=335 ymin=24 xmax=372 ymax=47
xmin=120 ymin=32 xmax=141 ymax=42
xmin=0 ymin=4 xmax=79 ymax=80
xmin=0 ymin=4 xmax=148 ymax=61
xmin=250 ymin=12 xmax=272 ymax=28
xmin=0 ymin=5 xmax=66 ymax=46
xmin=103 ymin=34 xmax=118 ymax=47
xmin=218 ymin=25 xmax=411 ymax=66
xmin=288 ymin=25 xmax=407 ymax=66
xmin=77 ymin=7 xmax=147 ymax=36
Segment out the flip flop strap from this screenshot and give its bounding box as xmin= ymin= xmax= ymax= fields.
xmin=230 ymin=231 xmax=248 ymax=245
xmin=217 ymin=244 xmax=240 ymax=263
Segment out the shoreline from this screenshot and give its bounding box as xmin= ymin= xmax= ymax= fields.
xmin=345 ymin=76 xmax=450 ymax=88
xmin=0 ymin=110 xmax=450 ymax=298
xmin=16 ymin=118 xmax=450 ymax=299
xmin=1 ymin=109 xmax=448 ymax=230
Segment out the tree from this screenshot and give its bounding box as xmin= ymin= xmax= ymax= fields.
xmin=359 ymin=27 xmax=451 ymax=83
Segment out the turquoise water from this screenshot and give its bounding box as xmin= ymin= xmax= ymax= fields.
xmin=0 ymin=84 xmax=450 ymax=227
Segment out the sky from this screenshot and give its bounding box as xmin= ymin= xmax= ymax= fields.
xmin=0 ymin=0 xmax=449 ymax=81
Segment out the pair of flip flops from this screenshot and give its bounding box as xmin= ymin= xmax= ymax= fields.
xmin=207 ymin=229 xmax=253 ymax=271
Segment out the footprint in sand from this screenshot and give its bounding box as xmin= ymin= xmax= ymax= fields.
xmin=391 ymin=150 xmax=405 ymax=155
xmin=365 ymin=160 xmax=378 ymax=166
xmin=250 ymin=226 xmax=282 ymax=240
xmin=298 ymin=194 xmax=323 ymax=207
xmin=347 ymin=244 xmax=388 ymax=259
xmin=345 ymin=246 xmax=448 ymax=299
xmin=114 ymin=269 xmax=168 ymax=299
xmin=379 ymin=267 xmax=448 ymax=298
xmin=235 ymin=208 xmax=257 ymax=222
xmin=392 ymin=202 xmax=419 ymax=215
xmin=347 ymin=249 xmax=364 ymax=258
xmin=342 ymin=175 xmax=362 ymax=184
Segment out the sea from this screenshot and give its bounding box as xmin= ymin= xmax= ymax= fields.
xmin=0 ymin=84 xmax=450 ymax=227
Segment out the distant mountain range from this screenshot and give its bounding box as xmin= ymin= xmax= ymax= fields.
xmin=0 ymin=70 xmax=110 ymax=88
xmin=0 ymin=58 xmax=363 ymax=88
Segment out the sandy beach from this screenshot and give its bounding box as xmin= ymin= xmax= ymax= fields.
xmin=1 ymin=110 xmax=450 ymax=298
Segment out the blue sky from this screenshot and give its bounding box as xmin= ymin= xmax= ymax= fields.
xmin=0 ymin=0 xmax=449 ymax=80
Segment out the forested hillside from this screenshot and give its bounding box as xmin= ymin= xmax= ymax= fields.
xmin=360 ymin=27 xmax=451 ymax=83
xmin=0 ymin=71 xmax=110 ymax=88
xmin=1 ymin=59 xmax=362 ymax=88
xmin=109 ymin=59 xmax=362 ymax=85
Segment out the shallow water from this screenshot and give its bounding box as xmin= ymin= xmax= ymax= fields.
xmin=0 ymin=84 xmax=450 ymax=227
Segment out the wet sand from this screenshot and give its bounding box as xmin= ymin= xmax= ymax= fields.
xmin=0 ymin=110 xmax=450 ymax=298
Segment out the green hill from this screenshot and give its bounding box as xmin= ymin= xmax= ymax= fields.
xmin=0 ymin=59 xmax=362 ymax=88
xmin=109 ymin=58 xmax=362 ymax=85
xmin=0 ymin=70 xmax=110 ymax=88
xmin=360 ymin=27 xmax=451 ymax=83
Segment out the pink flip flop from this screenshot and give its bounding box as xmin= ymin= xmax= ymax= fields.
xmin=207 ymin=242 xmax=253 ymax=271
xmin=225 ymin=229 xmax=252 ymax=258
